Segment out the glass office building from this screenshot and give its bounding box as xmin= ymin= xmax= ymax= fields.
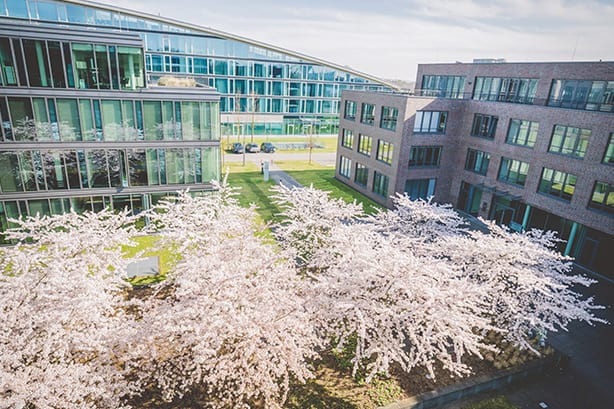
xmin=0 ymin=0 xmax=397 ymax=138
xmin=0 ymin=20 xmax=221 ymax=237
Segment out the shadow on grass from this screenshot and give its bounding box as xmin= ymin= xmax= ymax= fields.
xmin=285 ymin=381 xmax=360 ymax=409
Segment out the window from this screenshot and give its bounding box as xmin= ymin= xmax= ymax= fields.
xmin=372 ymin=171 xmax=389 ymax=197
xmin=339 ymin=156 xmax=351 ymax=178
xmin=465 ymin=149 xmax=490 ymax=175
xmin=506 ymin=119 xmax=538 ymax=147
xmin=548 ymin=79 xmax=614 ymax=112
xmin=341 ymin=128 xmax=354 ymax=149
xmin=548 ymin=125 xmax=591 ymax=159
xmin=360 ymin=103 xmax=375 ymax=125
xmin=413 ymin=111 xmax=447 ymax=133
xmin=344 ymin=100 xmax=357 ymax=120
xmin=420 ymin=75 xmax=465 ymax=98
xmin=354 ymin=163 xmax=368 ymax=186
xmin=357 ymin=134 xmax=372 ymax=156
xmin=473 ymin=77 xmax=537 ymax=104
xmin=404 ymin=178 xmax=436 ymax=200
xmin=380 ymin=106 xmax=398 ymax=131
xmin=603 ymin=133 xmax=614 ymax=165
xmin=588 ymin=181 xmax=614 ymax=214
xmin=498 ymin=158 xmax=529 ymax=187
xmin=376 ymin=140 xmax=394 ymax=164
xmin=471 ymin=114 xmax=498 ymax=139
xmin=408 ymin=146 xmax=442 ymax=167
xmin=538 ymin=168 xmax=577 ymax=201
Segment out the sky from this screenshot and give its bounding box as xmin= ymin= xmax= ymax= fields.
xmin=102 ymin=0 xmax=614 ymax=82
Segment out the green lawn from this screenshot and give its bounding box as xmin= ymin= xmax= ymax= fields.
xmin=274 ymin=160 xmax=383 ymax=214
xmin=223 ymin=161 xmax=281 ymax=222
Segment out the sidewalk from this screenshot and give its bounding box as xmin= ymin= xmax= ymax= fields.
xmin=266 ymin=161 xmax=303 ymax=188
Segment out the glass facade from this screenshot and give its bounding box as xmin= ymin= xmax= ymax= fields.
xmin=404 ymin=178 xmax=436 ymax=200
xmin=498 ymin=157 xmax=529 ymax=187
xmin=357 ymin=134 xmax=372 ymax=156
xmin=548 ymin=124 xmax=591 ymax=159
xmin=0 ymin=20 xmax=221 ymax=238
xmin=413 ymin=111 xmax=447 ymax=133
xmin=465 ymin=148 xmax=490 ymax=175
xmin=376 ymin=140 xmax=394 ymax=165
xmin=372 ymin=171 xmax=389 ymax=197
xmin=340 ymin=128 xmax=354 ymax=149
xmin=604 ymin=133 xmax=614 ymax=165
xmin=473 ymin=77 xmax=537 ymax=104
xmin=354 ymin=162 xmax=368 ymax=186
xmin=379 ymin=106 xmax=398 ymax=131
xmin=338 ymin=155 xmax=351 ymax=178
xmin=538 ymin=167 xmax=577 ymax=201
xmin=471 ymin=113 xmax=498 ymax=139
xmin=588 ymin=181 xmax=614 ymax=214
xmin=506 ymin=118 xmax=538 ymax=147
xmin=420 ymin=75 xmax=465 ymax=98
xmin=0 ymin=0 xmax=394 ymax=137
xmin=408 ymin=146 xmax=442 ymax=167
xmin=548 ymin=79 xmax=614 ymax=112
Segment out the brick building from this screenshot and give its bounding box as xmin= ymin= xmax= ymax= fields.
xmin=335 ymin=61 xmax=614 ymax=277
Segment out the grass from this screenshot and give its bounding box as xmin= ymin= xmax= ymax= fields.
xmin=122 ymin=235 xmax=180 ymax=285
xmin=462 ymin=395 xmax=519 ymax=409
xmin=274 ymin=160 xmax=383 ymax=214
xmin=223 ymin=161 xmax=281 ymax=222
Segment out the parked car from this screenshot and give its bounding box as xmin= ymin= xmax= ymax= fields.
xmin=231 ymin=142 xmax=244 ymax=153
xmin=245 ymin=143 xmax=260 ymax=153
xmin=260 ymin=142 xmax=276 ymax=153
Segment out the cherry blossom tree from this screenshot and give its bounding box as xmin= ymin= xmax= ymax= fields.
xmin=0 ymin=209 xmax=140 ymax=409
xmin=132 ymin=183 xmax=319 ymax=408
xmin=271 ymin=187 xmax=605 ymax=382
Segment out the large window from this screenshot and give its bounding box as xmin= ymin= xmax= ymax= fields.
xmin=344 ymin=100 xmax=356 ymax=120
xmin=413 ymin=111 xmax=447 ymax=133
xmin=372 ymin=171 xmax=389 ymax=197
xmin=341 ymin=128 xmax=354 ymax=149
xmin=354 ymin=163 xmax=368 ymax=186
xmin=465 ymin=148 xmax=490 ymax=175
xmin=357 ymin=134 xmax=372 ymax=156
xmin=498 ymin=158 xmax=529 ymax=187
xmin=380 ymin=106 xmax=398 ymax=131
xmin=548 ymin=80 xmax=614 ymax=112
xmin=588 ymin=181 xmax=614 ymax=214
xmin=506 ymin=119 xmax=538 ymax=147
xmin=408 ymin=146 xmax=442 ymax=167
xmin=473 ymin=77 xmax=538 ymax=104
xmin=360 ymin=103 xmax=375 ymax=125
xmin=376 ymin=140 xmax=394 ymax=164
xmin=420 ymin=75 xmax=465 ymax=98
xmin=603 ymin=133 xmax=614 ymax=165
xmin=339 ymin=156 xmax=351 ymax=178
xmin=548 ymin=125 xmax=591 ymax=159
xmin=404 ymin=178 xmax=436 ymax=200
xmin=538 ymin=168 xmax=577 ymax=201
xmin=471 ymin=114 xmax=498 ymax=139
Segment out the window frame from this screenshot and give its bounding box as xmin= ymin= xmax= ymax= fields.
xmin=379 ymin=106 xmax=398 ymax=131
xmin=360 ymin=102 xmax=375 ymax=125
xmin=537 ymin=167 xmax=577 ymax=202
xmin=498 ymin=157 xmax=529 ymax=187
xmin=408 ymin=145 xmax=442 ymax=167
xmin=413 ymin=111 xmax=448 ymax=134
xmin=471 ymin=113 xmax=498 ymax=139
xmin=548 ymin=124 xmax=591 ymax=159
xmin=376 ymin=139 xmax=394 ymax=165
xmin=464 ymin=148 xmax=490 ymax=175
xmin=588 ymin=181 xmax=614 ymax=214
xmin=357 ymin=133 xmax=372 ymax=157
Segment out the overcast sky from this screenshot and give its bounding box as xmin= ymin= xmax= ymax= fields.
xmin=102 ymin=0 xmax=614 ymax=82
